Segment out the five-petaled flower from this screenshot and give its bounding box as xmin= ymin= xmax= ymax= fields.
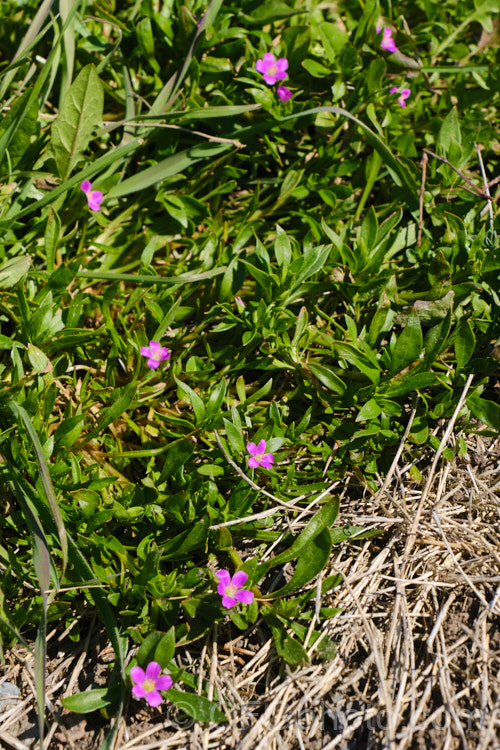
xmin=130 ymin=661 xmax=172 ymax=707
xmin=255 ymin=53 xmax=288 ymax=85
xmin=377 ymin=27 xmax=398 ymax=53
xmin=140 ymin=341 xmax=171 ymax=369
xmin=277 ymin=85 xmax=293 ymax=102
xmin=80 ymin=180 xmax=103 ymax=211
xmin=216 ymin=570 xmax=254 ymax=609
xmin=247 ymin=439 xmax=274 ymax=469
xmin=390 ymin=86 xmax=411 ymax=107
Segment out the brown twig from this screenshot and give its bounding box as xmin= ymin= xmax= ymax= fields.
xmin=422 ymin=148 xmax=490 ymax=200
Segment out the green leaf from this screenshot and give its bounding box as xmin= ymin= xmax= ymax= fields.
xmin=50 ymin=64 xmax=104 ymax=179
xmin=0 ymin=255 xmax=32 ymax=289
xmin=108 ymin=143 xmax=232 ymax=198
xmin=274 ymin=224 xmax=292 ymax=280
xmin=263 ymin=613 xmax=308 ymax=665
xmin=467 ymin=396 xmax=500 ymax=431
xmin=307 ymin=363 xmax=346 ymax=394
xmin=455 ymin=320 xmax=475 ymax=369
xmin=0 ymin=91 xmax=38 ymax=169
xmin=174 ymin=377 xmax=206 ymax=425
xmin=223 ymin=418 xmax=245 ymax=453
xmin=79 ymin=384 xmax=136 ymax=446
xmin=62 ymin=685 xmax=122 ymax=714
xmin=167 ymin=689 xmax=227 ymax=723
xmin=269 ymin=527 xmax=332 ymax=597
xmin=390 ymin=309 xmax=423 ymax=375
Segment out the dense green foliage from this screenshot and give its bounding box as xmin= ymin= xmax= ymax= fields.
xmin=0 ymin=0 xmax=498 ymax=736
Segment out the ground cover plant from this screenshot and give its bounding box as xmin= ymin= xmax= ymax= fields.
xmin=0 ymin=0 xmax=499 ymax=747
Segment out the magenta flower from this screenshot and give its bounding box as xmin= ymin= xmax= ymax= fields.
xmin=390 ymin=86 xmax=411 ymax=107
xmin=130 ymin=661 xmax=172 ymax=707
xmin=277 ymin=85 xmax=293 ymax=102
xmin=80 ymin=180 xmax=103 ymax=211
xmin=140 ymin=341 xmax=171 ymax=369
xmin=255 ymin=53 xmax=288 ymax=85
xmin=377 ymin=27 xmax=398 ymax=53
xmin=247 ymin=439 xmax=274 ymax=469
xmin=216 ymin=570 xmax=254 ymax=609
xmin=235 ymin=296 xmax=245 ymax=308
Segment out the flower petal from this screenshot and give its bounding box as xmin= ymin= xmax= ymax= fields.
xmin=140 ymin=346 xmax=151 ymax=356
xmin=147 ymin=358 xmax=160 ymax=369
xmin=132 ymin=685 xmax=147 ymax=698
xmin=246 ymin=442 xmax=258 ymax=455
xmin=236 ymin=589 xmax=254 ymax=604
xmin=248 ymin=457 xmax=259 ymax=468
xmin=275 ymin=58 xmax=288 ymax=72
xmin=146 ymin=690 xmax=163 ymax=707
xmin=145 ymin=661 xmax=161 ymax=681
xmin=256 ymin=439 xmax=267 ymax=453
xmin=262 ymin=53 xmax=275 ymax=65
xmin=130 ymin=666 xmax=145 ymax=685
xmin=216 ymin=569 xmax=231 ymax=586
xmin=255 ymin=59 xmax=266 ymax=73
xmin=222 ymin=595 xmax=237 ymax=608
xmin=156 ymin=675 xmax=173 ymax=691
xmin=80 ymin=180 xmax=91 ymax=193
xmin=232 ymin=570 xmax=248 ymax=588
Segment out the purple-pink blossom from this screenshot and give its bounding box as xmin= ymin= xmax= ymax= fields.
xmin=80 ymin=180 xmax=103 ymax=211
xmin=140 ymin=341 xmax=171 ymax=369
xmin=247 ymin=439 xmax=274 ymax=469
xmin=130 ymin=661 xmax=172 ymax=707
xmin=390 ymin=86 xmax=411 ymax=107
xmin=255 ymin=53 xmax=288 ymax=85
xmin=216 ymin=570 xmax=254 ymax=609
xmin=377 ymin=27 xmax=398 ymax=53
xmin=277 ymin=86 xmax=293 ymax=102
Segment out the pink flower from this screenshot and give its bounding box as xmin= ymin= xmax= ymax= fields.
xmin=130 ymin=661 xmax=172 ymax=707
xmin=277 ymin=86 xmax=293 ymax=102
xmin=255 ymin=53 xmax=288 ymax=85
xmin=379 ymin=27 xmax=398 ymax=53
xmin=80 ymin=180 xmax=103 ymax=211
xmin=140 ymin=341 xmax=171 ymax=369
xmin=391 ymin=86 xmax=411 ymax=107
xmin=216 ymin=570 xmax=254 ymax=609
xmin=247 ymin=439 xmax=274 ymax=469
xmin=235 ymin=296 xmax=245 ymax=308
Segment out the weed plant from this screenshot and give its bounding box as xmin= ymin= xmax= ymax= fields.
xmin=0 ymin=0 xmax=498 ymax=741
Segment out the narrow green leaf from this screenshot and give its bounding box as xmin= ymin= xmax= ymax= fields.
xmin=174 ymin=377 xmax=205 ymax=424
xmin=269 ymin=527 xmax=332 ymax=597
xmin=108 ymin=142 xmax=232 ymax=198
xmin=455 ymin=320 xmax=475 ymax=369
xmin=78 ymin=383 xmax=136 ymax=446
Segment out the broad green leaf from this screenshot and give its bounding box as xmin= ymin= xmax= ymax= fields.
xmin=62 ymin=685 xmax=122 ymax=714
xmin=390 ymin=309 xmax=423 ymax=375
xmin=334 ymin=342 xmax=381 ymax=384
xmin=50 ymin=64 xmax=104 ymax=179
xmin=467 ymin=396 xmax=500 ymax=431
xmin=167 ymin=689 xmax=227 ymax=723
xmin=307 ymin=363 xmax=346 ymax=395
xmin=0 ymin=255 xmax=32 ymax=288
xmin=223 ymin=418 xmax=245 ymax=453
